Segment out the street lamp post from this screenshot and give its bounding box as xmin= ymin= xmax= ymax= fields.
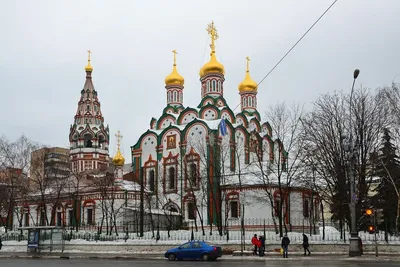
xmin=347 ymin=69 xmax=361 ymax=257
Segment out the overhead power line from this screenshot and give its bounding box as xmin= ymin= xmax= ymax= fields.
xmin=232 ymin=0 xmax=339 ymax=112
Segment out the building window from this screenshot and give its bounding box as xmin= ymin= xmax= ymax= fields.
xmin=86 ymin=105 xmax=90 ymax=111
xmin=187 ymin=202 xmax=196 ymax=220
xmin=303 ymin=199 xmax=310 ymax=218
xmin=207 ymin=81 xmax=210 ymax=92
xmin=168 ymin=167 xmax=175 ymax=190
xmin=212 ymin=80 xmax=216 ymax=92
xmin=243 ymin=97 xmax=247 ymax=107
xmin=148 ymin=169 xmax=155 ymax=192
xmin=248 ymin=97 xmax=252 ymax=107
xmin=68 ymin=209 xmax=74 ymax=226
xmin=218 ymin=81 xmax=221 ymax=92
xmin=274 ymin=198 xmax=281 ymax=217
xmin=189 ymin=163 xmax=197 ymax=187
xmin=24 ymin=212 xmax=29 ymax=227
xmin=87 ymin=208 xmax=93 ymax=225
xmin=230 ymin=201 xmax=238 ymax=218
xmin=40 ymin=210 xmax=46 ymax=226
xmin=184 ymin=148 xmax=200 ymax=191
xmin=56 ymin=211 xmax=62 ymax=226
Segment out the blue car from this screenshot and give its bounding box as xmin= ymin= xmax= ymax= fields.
xmin=164 ymin=240 xmax=223 ymax=261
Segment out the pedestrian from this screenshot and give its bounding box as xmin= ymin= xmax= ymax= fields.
xmin=302 ymin=234 xmax=310 ymax=256
xmin=251 ymin=234 xmax=258 ymax=256
xmin=281 ymin=234 xmax=290 ymax=258
xmin=258 ymin=235 xmax=265 ymax=257
xmin=0 ymin=236 xmax=2 ymax=250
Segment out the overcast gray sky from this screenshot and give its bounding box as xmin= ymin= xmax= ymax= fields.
xmin=1 ymin=0 xmax=399 ymax=162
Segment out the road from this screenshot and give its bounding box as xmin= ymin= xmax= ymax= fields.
xmin=1 ymin=259 xmax=400 ymax=267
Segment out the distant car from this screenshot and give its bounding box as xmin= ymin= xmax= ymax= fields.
xmin=164 ymin=240 xmax=223 ymax=261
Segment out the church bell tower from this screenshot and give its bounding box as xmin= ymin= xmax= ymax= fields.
xmin=69 ymin=50 xmax=110 ymax=173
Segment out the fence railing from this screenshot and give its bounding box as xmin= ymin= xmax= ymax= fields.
xmin=2 ymin=218 xmax=399 ymax=244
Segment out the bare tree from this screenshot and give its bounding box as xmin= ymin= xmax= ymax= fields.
xmin=250 ymin=102 xmax=306 ymax=237
xmin=301 ymin=88 xmax=387 ymax=235
xmin=0 ymin=135 xmax=38 ymax=230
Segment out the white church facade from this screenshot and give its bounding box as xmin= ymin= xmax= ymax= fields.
xmin=131 ymin=22 xmax=320 ymax=232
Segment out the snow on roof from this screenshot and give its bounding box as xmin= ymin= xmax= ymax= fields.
xmin=196 ymin=118 xmax=222 ymax=130
xmin=122 ymin=164 xmax=132 ymax=174
xmin=148 ymin=129 xmax=163 ymax=135
xmin=124 ymin=206 xmax=180 ymax=215
xmin=118 ymin=180 xmax=143 ymax=192
xmin=221 ymin=161 xmax=296 ymax=187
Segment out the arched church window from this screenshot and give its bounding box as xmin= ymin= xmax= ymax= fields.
xmin=168 ymin=167 xmax=175 ymax=190
xmin=173 ymin=91 xmax=177 ymax=102
xmin=218 ymin=81 xmax=221 ymax=92
xmin=149 ymin=169 xmax=155 ymax=192
xmin=179 ymin=92 xmax=182 ymax=103
xmin=212 ymin=80 xmax=216 ymax=92
xmin=84 ymin=134 xmax=93 ymax=148
xmin=248 ymin=97 xmax=252 ymax=107
xmin=243 ymin=97 xmax=247 ymax=107
xmin=253 ymin=97 xmax=257 ymax=108
xmin=189 ymin=163 xmax=197 ymax=187
xmin=86 ymin=105 xmax=90 ymax=111
xmin=207 ymin=81 xmax=211 ymax=92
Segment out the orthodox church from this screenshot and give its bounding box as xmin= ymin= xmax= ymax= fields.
xmin=9 ymin=22 xmax=318 ymax=233
xmin=11 ymin=53 xmax=142 ymax=229
xmin=131 ymin=22 xmax=318 ymax=231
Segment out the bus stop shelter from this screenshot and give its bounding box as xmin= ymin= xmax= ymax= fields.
xmin=17 ymin=226 xmax=65 ymax=252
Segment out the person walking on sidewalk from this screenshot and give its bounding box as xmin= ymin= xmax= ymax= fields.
xmin=0 ymin=236 xmax=2 ymax=250
xmin=302 ymin=234 xmax=311 ymax=256
xmin=251 ymin=234 xmax=259 ymax=256
xmin=258 ymin=235 xmax=265 ymax=257
xmin=281 ymin=234 xmax=290 ymax=258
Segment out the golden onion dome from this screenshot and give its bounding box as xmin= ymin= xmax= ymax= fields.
xmin=85 ymin=50 xmax=93 ymax=72
xmin=112 ymin=149 xmax=125 ymax=166
xmin=199 ymin=51 xmax=225 ymax=77
xmin=165 ymin=50 xmax=184 ymax=86
xmin=238 ymin=56 xmax=257 ymax=93
xmin=85 ymin=62 xmax=93 ymax=72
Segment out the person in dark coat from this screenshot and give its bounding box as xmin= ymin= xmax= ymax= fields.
xmin=302 ymin=234 xmax=311 ymax=256
xmin=0 ymin=236 xmax=2 ymax=250
xmin=281 ymin=234 xmax=290 ymax=258
xmin=258 ymin=235 xmax=265 ymax=257
xmin=251 ymin=234 xmax=259 ymax=255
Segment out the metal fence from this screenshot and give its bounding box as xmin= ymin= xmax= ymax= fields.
xmin=2 ymin=218 xmax=400 ymax=244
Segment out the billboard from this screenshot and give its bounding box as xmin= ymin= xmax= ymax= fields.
xmin=27 ymin=230 xmax=39 ymax=248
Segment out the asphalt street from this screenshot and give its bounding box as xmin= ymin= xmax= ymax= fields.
xmin=1 ymin=259 xmax=400 ymax=267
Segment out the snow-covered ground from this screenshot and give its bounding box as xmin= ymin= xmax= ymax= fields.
xmin=2 ymin=226 xmax=400 ymax=245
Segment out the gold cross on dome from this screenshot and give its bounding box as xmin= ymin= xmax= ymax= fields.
xmin=246 ymin=56 xmax=250 ymax=72
xmin=172 ymin=50 xmax=177 ymax=66
xmin=207 ymin=21 xmax=218 ymax=52
xmin=115 ymin=130 xmax=123 ymax=150
xmin=207 ymin=21 xmax=219 ymax=40
xmin=87 ymin=50 xmax=92 ymax=61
